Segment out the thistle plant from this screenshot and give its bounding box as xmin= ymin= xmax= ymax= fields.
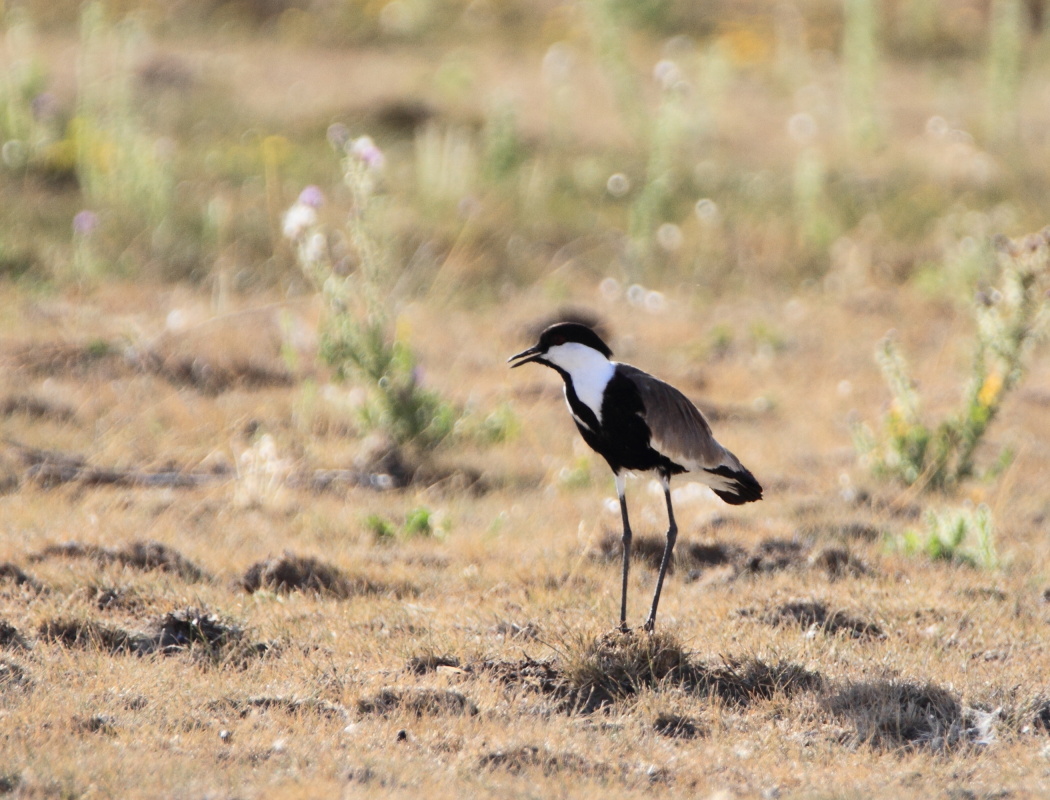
xmin=288 ymin=134 xmax=454 ymax=451
xmin=854 ymin=228 xmax=1050 ymax=490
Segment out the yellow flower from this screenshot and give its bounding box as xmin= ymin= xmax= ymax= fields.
xmin=720 ymin=26 xmax=772 ymax=67
xmin=977 ymin=371 xmax=1003 ymax=407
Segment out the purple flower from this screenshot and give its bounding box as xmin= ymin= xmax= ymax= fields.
xmin=327 ymin=123 xmax=350 ymax=150
xmin=298 ymin=185 xmax=325 ymax=208
xmin=350 ymin=136 xmax=385 ymax=171
xmin=73 ymin=210 xmax=99 ymax=236
xmin=31 ymin=92 xmax=58 ymax=121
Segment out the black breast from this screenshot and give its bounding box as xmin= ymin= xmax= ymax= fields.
xmin=567 ymin=368 xmax=684 ymax=476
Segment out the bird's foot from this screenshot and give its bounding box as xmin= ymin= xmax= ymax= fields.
xmin=642 ymin=618 xmax=656 ymax=633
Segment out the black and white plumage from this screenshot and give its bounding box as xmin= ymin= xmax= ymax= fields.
xmin=509 ymin=321 xmax=762 ymax=632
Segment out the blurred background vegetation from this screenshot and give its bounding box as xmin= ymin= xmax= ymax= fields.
xmin=2 ymin=0 xmax=1048 ymax=299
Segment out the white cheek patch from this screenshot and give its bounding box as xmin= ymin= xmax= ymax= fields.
xmin=545 ymin=342 xmax=615 ymax=424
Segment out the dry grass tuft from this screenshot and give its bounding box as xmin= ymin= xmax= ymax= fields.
xmin=404 ymin=653 xmax=461 ymax=674
xmin=0 ymin=658 xmax=31 ymax=690
xmin=763 ymin=600 xmax=884 ymax=639
xmin=210 ymin=696 xmax=350 ymax=720
xmin=0 ymin=563 xmax=46 ymax=594
xmin=0 ymin=621 xmax=31 ymax=651
xmin=239 ymin=553 xmax=408 ymax=599
xmin=652 ymin=712 xmax=705 ymax=739
xmin=593 ymin=533 xmax=746 ymax=574
xmin=8 ymin=340 xmax=123 ymax=379
xmin=356 ymin=688 xmax=479 ymax=717
xmin=36 ymin=608 xmax=269 ymax=664
xmin=478 ymin=745 xmax=610 ymax=777
xmin=807 ymin=545 xmax=874 ymax=578
xmin=558 ymin=630 xmax=823 ymax=711
xmin=38 ymin=617 xmax=151 ymax=655
xmin=827 ymin=680 xmax=990 ymax=751
xmin=0 ymin=395 xmax=77 ymax=424
xmin=31 ymin=540 xmax=209 ymax=582
xmin=739 ymin=538 xmax=810 ymax=574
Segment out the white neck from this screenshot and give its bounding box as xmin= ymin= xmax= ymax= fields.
xmin=544 ymin=342 xmax=615 ymax=423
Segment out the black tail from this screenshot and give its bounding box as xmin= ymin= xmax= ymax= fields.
xmin=706 ymin=465 xmax=763 ymax=505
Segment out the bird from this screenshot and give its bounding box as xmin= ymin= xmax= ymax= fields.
xmin=509 ymin=321 xmax=762 ymax=633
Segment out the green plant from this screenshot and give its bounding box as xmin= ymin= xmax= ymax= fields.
xmin=894 ymin=503 xmax=999 ymax=569
xmin=0 ymin=12 xmax=55 ymax=170
xmin=986 ymin=0 xmax=1023 ymax=143
xmin=290 ymin=135 xmax=455 ymax=451
xmin=854 ymin=228 xmax=1050 ymax=490
xmin=366 ymin=513 xmax=397 ymax=543
xmin=842 ymin=0 xmax=882 ymax=149
xmin=75 ymin=3 xmax=174 ymax=230
xmin=367 ymin=506 xmax=443 ymax=543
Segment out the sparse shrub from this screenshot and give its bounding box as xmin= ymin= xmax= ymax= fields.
xmin=894 ymin=503 xmax=999 ymax=569
xmin=854 ymin=228 xmax=1050 ymax=490
xmin=289 ymin=134 xmax=456 ymax=451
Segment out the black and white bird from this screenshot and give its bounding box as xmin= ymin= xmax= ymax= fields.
xmin=509 ymin=321 xmax=762 ymax=632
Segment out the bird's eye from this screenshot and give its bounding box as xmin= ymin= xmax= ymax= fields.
xmin=551 ymin=334 xmax=565 ymax=346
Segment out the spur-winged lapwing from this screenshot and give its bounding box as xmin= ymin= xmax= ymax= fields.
xmin=509 ymin=322 xmax=762 ymax=632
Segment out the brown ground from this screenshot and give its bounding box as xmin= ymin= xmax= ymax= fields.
xmin=2 ymin=279 xmax=1050 ymax=798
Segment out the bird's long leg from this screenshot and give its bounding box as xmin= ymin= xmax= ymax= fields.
xmin=615 ymin=472 xmax=632 ymax=632
xmin=644 ymin=475 xmax=678 ymax=633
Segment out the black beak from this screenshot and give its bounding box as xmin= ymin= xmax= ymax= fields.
xmin=508 ymin=345 xmax=543 ymax=368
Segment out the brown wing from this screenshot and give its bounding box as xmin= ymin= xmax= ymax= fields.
xmin=618 ymin=364 xmax=744 ymax=473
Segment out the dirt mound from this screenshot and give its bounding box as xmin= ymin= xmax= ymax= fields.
xmin=149 ymin=608 xmax=241 ymax=652
xmin=796 ymin=520 xmax=883 ymax=542
xmin=38 ymin=607 xmax=270 ymax=665
xmin=0 ymin=563 xmax=46 ymax=593
xmin=653 ymin=712 xmax=705 ymax=739
xmin=38 ymin=618 xmax=153 ymax=655
xmin=240 ymin=553 xmax=400 ymax=598
xmin=405 ymin=653 xmax=461 ymax=674
xmin=808 ymin=546 xmax=872 ymax=578
xmin=479 ymin=745 xmax=609 ymax=777
xmin=741 ymin=538 xmax=808 ymax=573
xmin=764 ymin=600 xmax=884 ymax=639
xmin=827 ymin=680 xmax=995 ymax=750
xmin=31 ymin=540 xmax=208 ymax=582
xmin=595 ymin=534 xmax=870 ymax=582
xmin=210 ymin=696 xmax=349 ymax=720
xmin=0 ymin=659 xmax=32 ymax=690
xmin=357 ymin=688 xmax=478 ymax=717
xmin=0 ymin=621 xmax=31 ymax=651
xmin=8 ymin=340 xmax=124 ymax=379
xmin=593 ymin=533 xmax=746 ymax=574
xmin=478 ymin=630 xmax=822 ymax=714
xmin=0 ymin=395 xmax=77 ymax=423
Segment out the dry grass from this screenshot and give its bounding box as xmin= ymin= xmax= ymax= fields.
xmin=1 ymin=282 xmax=1049 ymax=799
xmin=2 ymin=3 xmax=1050 ymax=796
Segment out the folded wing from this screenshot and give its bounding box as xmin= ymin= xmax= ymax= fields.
xmin=621 ymin=364 xmax=763 ymax=504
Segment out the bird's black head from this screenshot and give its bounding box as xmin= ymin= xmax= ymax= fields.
xmin=508 ymin=322 xmax=613 ymax=369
